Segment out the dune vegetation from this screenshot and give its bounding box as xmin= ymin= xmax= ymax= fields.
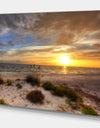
xmin=0 ymin=75 xmax=99 ymax=116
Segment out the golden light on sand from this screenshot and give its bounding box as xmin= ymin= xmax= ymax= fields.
xmin=59 ymin=55 xmax=71 ymax=66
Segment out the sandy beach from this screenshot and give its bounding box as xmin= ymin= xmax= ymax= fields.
xmin=0 ymin=72 xmax=100 ymax=115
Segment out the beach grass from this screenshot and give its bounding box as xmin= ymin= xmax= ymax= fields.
xmin=0 ymin=77 xmax=4 ymax=85
xmin=65 ymin=98 xmax=72 ymax=105
xmin=0 ymin=99 xmax=8 ymax=105
xmin=57 ymin=105 xmax=66 ymax=112
xmin=25 ymin=75 xmax=40 ymax=86
xmin=80 ymin=104 xmax=98 ymax=116
xmin=42 ymin=81 xmax=83 ymax=101
xmin=65 ymin=88 xmax=83 ymax=103
xmin=6 ymin=79 xmax=13 ymax=86
xmin=42 ymin=82 xmax=66 ymax=97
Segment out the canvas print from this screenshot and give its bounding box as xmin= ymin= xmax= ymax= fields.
xmin=0 ymin=11 xmax=100 ymax=116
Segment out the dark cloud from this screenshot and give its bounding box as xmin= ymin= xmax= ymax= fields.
xmin=93 ymin=43 xmax=100 ymax=47
xmin=0 ymin=13 xmax=42 ymax=30
xmin=8 ymin=41 xmax=14 ymax=46
xmin=71 ymin=50 xmax=100 ymax=60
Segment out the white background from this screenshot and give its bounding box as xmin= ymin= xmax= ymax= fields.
xmin=0 ymin=0 xmax=100 ymax=128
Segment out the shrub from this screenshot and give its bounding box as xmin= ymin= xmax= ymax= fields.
xmin=42 ymin=81 xmax=55 ymax=90
xmin=42 ymin=81 xmax=83 ymax=101
xmin=26 ymin=90 xmax=45 ymax=104
xmin=0 ymin=99 xmax=8 ymax=105
xmin=79 ymin=96 xmax=83 ymax=103
xmin=65 ymin=88 xmax=83 ymax=103
xmin=0 ymin=77 xmax=4 ymax=84
xmin=25 ymin=75 xmax=40 ymax=86
xmin=53 ymin=86 xmax=65 ymax=97
xmin=7 ymin=79 xmax=12 ymax=86
xmin=42 ymin=81 xmax=66 ymax=97
xmin=16 ymin=83 xmax=22 ymax=89
xmin=65 ymin=98 xmax=72 ymax=105
xmin=80 ymin=104 xmax=98 ymax=116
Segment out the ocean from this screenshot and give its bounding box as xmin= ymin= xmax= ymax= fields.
xmin=0 ymin=63 xmax=100 ymax=75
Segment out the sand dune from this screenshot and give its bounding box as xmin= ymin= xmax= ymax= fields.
xmin=0 ymin=72 xmax=100 ymax=115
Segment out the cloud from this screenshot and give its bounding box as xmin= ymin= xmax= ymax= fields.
xmin=0 ymin=11 xmax=100 ymax=46
xmin=0 ymin=59 xmax=22 ymax=64
xmin=1 ymin=44 xmax=99 ymax=60
xmin=0 ymin=11 xmax=100 ymax=66
xmin=93 ymin=43 xmax=100 ymax=47
xmin=0 ymin=50 xmax=7 ymax=55
xmin=8 ymin=41 xmax=14 ymax=46
xmin=0 ymin=13 xmax=42 ymax=30
xmin=8 ymin=47 xmax=56 ymax=57
xmin=71 ymin=50 xmax=100 ymax=60
xmin=31 ymin=11 xmax=100 ymax=44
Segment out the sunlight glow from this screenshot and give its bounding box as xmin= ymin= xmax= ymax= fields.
xmin=59 ymin=55 xmax=71 ymax=66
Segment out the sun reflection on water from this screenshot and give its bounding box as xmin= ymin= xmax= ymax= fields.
xmin=63 ymin=66 xmax=68 ymax=74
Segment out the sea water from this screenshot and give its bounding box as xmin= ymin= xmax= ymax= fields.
xmin=0 ymin=63 xmax=100 ymax=75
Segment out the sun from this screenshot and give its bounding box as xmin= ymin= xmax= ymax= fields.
xmin=59 ymin=55 xmax=71 ymax=66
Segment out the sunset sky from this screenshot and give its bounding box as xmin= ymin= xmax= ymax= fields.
xmin=0 ymin=11 xmax=100 ymax=67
